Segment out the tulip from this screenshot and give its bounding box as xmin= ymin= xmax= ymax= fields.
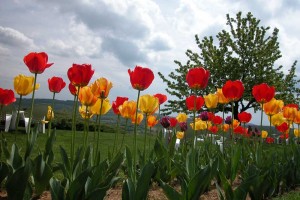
xmin=0 ymin=88 xmax=16 ymax=106
xmin=234 ymin=126 xmax=247 ymax=135
xmin=283 ymin=104 xmax=298 ymax=122
xmin=212 ymin=116 xmax=223 ymax=125
xmin=261 ymin=130 xmax=268 ymax=139
xmin=119 ymin=101 xmax=137 ymax=119
xmin=67 ymin=63 xmax=94 ymax=87
xmin=131 ymin=112 xmax=144 ymax=124
xmin=138 ymin=94 xmax=159 ymax=115
xmin=48 ymin=76 xmax=66 ymax=93
xmin=252 ymin=83 xmax=275 ymax=104
xmin=112 ymin=96 xmax=129 ymax=115
xmin=222 ymin=124 xmax=230 ymax=132
xmin=79 ymin=105 xmax=93 ymax=119
xmin=266 ymin=137 xmax=274 ymax=144
xmin=46 ymin=106 xmax=54 ymax=121
xmin=147 ymin=115 xmax=158 ymax=128
xmin=216 ymin=88 xmax=229 ymax=104
xmin=128 ymin=66 xmax=154 ymax=91
xmin=78 ymin=86 xmax=98 ymax=107
xmin=179 ymin=122 xmax=188 ymax=132
xmin=23 ymin=52 xmax=53 ymax=74
xmin=176 ymin=131 xmax=185 ymax=139
xmin=169 ymin=117 xmax=178 ymax=128
xmin=160 ymin=116 xmax=170 ymax=128
xmin=294 ymin=129 xmax=300 ymax=138
xmin=276 ymin=122 xmax=289 ymax=134
xmin=208 ymin=126 xmax=218 ymax=134
xmin=176 ymin=113 xmax=188 ymax=123
xmin=90 ymin=77 xmax=113 ymax=99
xmin=225 ymin=116 xmax=232 ymax=124
xmin=238 ymin=112 xmax=252 ymax=123
xmin=263 ymin=98 xmax=284 ymax=116
xmin=185 ymin=95 xmax=204 ymax=111
xmin=69 ymin=83 xmax=77 ymax=96
xmin=270 ymin=112 xmax=287 ymax=127
xmin=222 ymin=80 xmax=244 ymax=102
xmin=186 ymin=67 xmax=210 ymax=89
xmin=199 ymin=111 xmax=209 ymax=121
xmin=154 ymin=93 xmax=167 ymax=105
xmin=90 ymin=98 xmax=112 ymax=115
xmin=233 ymin=119 xmax=240 ymax=129
xmin=293 ymin=111 xmax=300 ymax=124
xmin=204 ymin=93 xmax=218 ymax=109
xmin=190 ymin=118 xmax=209 ymax=131
xmin=14 ymin=74 xmax=40 ymax=96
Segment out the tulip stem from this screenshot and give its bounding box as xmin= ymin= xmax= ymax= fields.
xmin=222 ymin=104 xmax=225 ymax=154
xmin=133 ymin=89 xmax=141 ymax=186
xmin=231 ymin=101 xmax=234 ymax=143
xmin=83 ymin=106 xmax=89 ymax=151
xmin=120 ymin=118 xmax=128 ymax=151
xmin=260 ymin=103 xmax=264 ymax=144
xmin=15 ymin=95 xmax=22 ymax=135
xmin=27 ymin=73 xmax=37 ymax=135
xmin=143 ymin=114 xmax=148 ymax=161
xmin=48 ymin=92 xmax=56 ymax=137
xmin=71 ymin=87 xmax=80 ymax=166
xmin=112 ymin=114 xmax=120 ymax=157
xmin=95 ymin=98 xmax=104 ymax=164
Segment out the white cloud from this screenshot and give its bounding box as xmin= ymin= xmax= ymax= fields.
xmin=0 ymin=26 xmax=35 ymax=48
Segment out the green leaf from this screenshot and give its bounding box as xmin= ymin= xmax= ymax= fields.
xmin=122 ymin=179 xmax=135 ymax=200
xmin=44 ymin=129 xmax=56 ymax=165
xmin=159 ymin=180 xmax=182 ymax=200
xmin=125 ymin=146 xmax=133 ymax=180
xmin=8 ymin=143 xmax=23 ymax=170
xmin=135 ymin=162 xmax=155 ymax=200
xmin=230 ymin=145 xmax=241 ymax=182
xmin=50 ymin=178 xmax=66 ymax=200
xmin=59 ymin=146 xmax=71 ymax=176
xmin=0 ymin=162 xmax=9 ymax=185
xmin=66 ymin=169 xmax=91 ymax=200
xmin=24 ymin=127 xmax=38 ymax=160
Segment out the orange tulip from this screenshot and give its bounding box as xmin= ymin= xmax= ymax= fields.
xmin=131 ymin=112 xmax=144 ymax=124
xmin=119 ymin=101 xmax=137 ymax=119
xmin=90 ymin=77 xmax=113 ymax=99
xmin=283 ymin=104 xmax=298 ymax=122
xmin=216 ymin=88 xmax=229 ymax=104
xmin=147 ymin=115 xmax=158 ymax=128
xmin=293 ymin=111 xmax=300 ymax=124
xmin=263 ymin=98 xmax=284 ymax=116
xmin=78 ymin=86 xmax=98 ymax=106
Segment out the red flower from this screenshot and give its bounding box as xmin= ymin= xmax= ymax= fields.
xmin=169 ymin=117 xmax=178 ymax=128
xmin=69 ymin=83 xmax=77 ymax=96
xmin=185 ymin=95 xmax=204 ymax=111
xmin=276 ymin=122 xmax=289 ymax=133
xmin=234 ymin=126 xmax=247 ymax=135
xmin=186 ymin=67 xmax=210 ymax=89
xmin=0 ymin=88 xmax=16 ymax=106
xmin=238 ymin=112 xmax=252 ymax=123
xmin=222 ymin=80 xmax=244 ymax=102
xmin=23 ymin=52 xmax=53 ymax=74
xmin=279 ymin=133 xmax=289 ymax=139
xmin=208 ymin=126 xmax=218 ymax=134
xmin=265 ymin=137 xmax=275 ymax=144
xmin=212 ymin=115 xmax=223 ymax=125
xmin=67 ymin=64 xmax=94 ymax=87
xmin=154 ymin=93 xmax=167 ymax=105
xmin=128 ymin=66 xmax=154 ymax=91
xmin=252 ymin=83 xmax=275 ymax=103
xmin=207 ymin=112 xmax=215 ymax=121
xmin=48 ymin=77 xmax=66 ymax=93
xmin=112 ymin=96 xmax=129 ymax=115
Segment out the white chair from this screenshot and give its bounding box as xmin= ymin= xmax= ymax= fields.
xmin=9 ymin=111 xmax=30 ymax=132
xmin=5 ymin=114 xmax=12 ymax=132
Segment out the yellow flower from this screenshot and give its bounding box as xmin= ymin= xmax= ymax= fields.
xmin=78 ymin=86 xmax=98 ymax=106
xmin=138 ymin=94 xmax=159 ymax=115
xmin=90 ymin=98 xmax=112 ymax=115
xmin=79 ymin=105 xmax=93 ymax=119
xmin=90 ymin=77 xmax=113 ymax=99
xmin=14 ymin=74 xmax=40 ymax=96
xmin=119 ymin=101 xmax=137 ymax=119
xmin=190 ymin=118 xmax=209 ymax=130
xmin=176 ymin=131 xmax=184 ymax=139
xmin=216 ymin=88 xmax=229 ymax=104
xmin=147 ymin=115 xmax=158 ymax=128
xmin=176 ymin=113 xmax=188 ymax=123
xmin=263 ymin=98 xmax=284 ymax=116
xmin=261 ymin=130 xmax=268 ymax=139
xmin=270 ymin=112 xmax=286 ymax=127
xmin=204 ymin=93 xmax=218 ymax=109
xmin=294 ymin=129 xmax=300 ymax=138
xmin=46 ymin=106 xmax=54 ymax=121
xmin=131 ymin=112 xmax=144 ymax=124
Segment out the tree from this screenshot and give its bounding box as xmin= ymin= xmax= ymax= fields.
xmin=158 ymin=12 xmax=300 ymax=118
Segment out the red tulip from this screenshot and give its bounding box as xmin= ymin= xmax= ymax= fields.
xmin=112 ymin=96 xmax=129 ymax=115
xmin=208 ymin=126 xmax=218 ymax=134
xmin=23 ymin=52 xmax=53 ymax=74
xmin=69 ymin=83 xmax=77 ymax=96
xmin=67 ymin=64 xmax=94 ymax=87
xmin=234 ymin=126 xmax=247 ymax=135
xmin=154 ymin=93 xmax=167 ymax=105
xmin=128 ymin=66 xmax=154 ymax=91
xmin=238 ymin=111 xmax=252 ymax=123
xmin=185 ymin=95 xmax=204 ymax=111
xmin=212 ymin=115 xmax=223 ymax=125
xmin=252 ymin=83 xmax=275 ymax=103
xmin=48 ymin=77 xmax=66 ymax=93
xmin=265 ymin=137 xmax=275 ymax=144
xmin=222 ymin=80 xmax=244 ymax=102
xmin=186 ymin=67 xmax=210 ymax=89
xmin=169 ymin=117 xmax=178 ymax=128
xmin=0 ymin=88 xmax=16 ymax=106
xmin=276 ymin=122 xmax=289 ymax=133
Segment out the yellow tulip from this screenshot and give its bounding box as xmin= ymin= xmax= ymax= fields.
xmin=147 ymin=115 xmax=158 ymax=127
xmin=14 ymin=74 xmax=40 ymax=96
xmin=190 ymin=118 xmax=209 ymax=130
xmin=270 ymin=112 xmax=287 ymax=126
xmin=216 ymin=88 xmax=229 ymax=104
xmin=131 ymin=112 xmax=144 ymax=124
xmin=46 ymin=106 xmax=54 ymax=121
xmin=138 ymin=94 xmax=159 ymax=115
xmin=78 ymin=86 xmax=98 ymax=106
xmin=119 ymin=101 xmax=137 ymax=119
xmin=261 ymin=130 xmax=268 ymax=139
xmin=204 ymin=93 xmax=218 ymax=109
xmin=294 ymin=129 xmax=300 ymax=138
xmin=263 ymin=98 xmax=284 ymax=116
xmin=79 ymin=105 xmax=93 ymax=119
xmin=176 ymin=113 xmax=188 ymax=123
xmin=176 ymin=131 xmax=184 ymax=139
xmin=90 ymin=77 xmax=113 ymax=99
xmin=90 ymin=98 xmax=112 ymax=115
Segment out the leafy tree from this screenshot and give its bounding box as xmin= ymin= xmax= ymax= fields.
xmin=158 ymin=11 xmax=300 ymax=118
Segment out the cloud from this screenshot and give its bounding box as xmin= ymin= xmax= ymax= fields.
xmin=0 ymin=26 xmax=35 ymax=48
xmin=146 ymin=34 xmax=173 ymax=51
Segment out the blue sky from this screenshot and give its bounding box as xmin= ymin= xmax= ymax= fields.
xmin=1 ymin=0 xmax=300 ymax=125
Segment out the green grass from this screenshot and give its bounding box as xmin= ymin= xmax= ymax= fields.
xmin=273 ymin=191 xmax=300 ymax=200
xmin=0 ymin=128 xmax=158 ymax=163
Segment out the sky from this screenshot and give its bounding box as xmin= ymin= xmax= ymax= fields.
xmin=1 ymin=0 xmax=300 ymax=125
